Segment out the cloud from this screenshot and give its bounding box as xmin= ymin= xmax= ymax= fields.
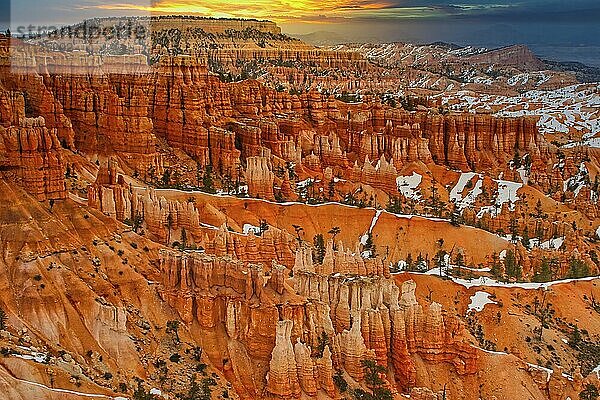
xmin=76 ymin=0 xmax=529 ymax=23
xmin=77 ymin=0 xmax=400 ymax=22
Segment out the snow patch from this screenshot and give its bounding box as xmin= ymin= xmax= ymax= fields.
xmin=450 ymin=172 xmax=483 ymax=209
xmin=467 ymin=291 xmax=497 ymax=312
xmin=242 ymin=223 xmax=261 ymax=235
xmin=396 ymin=172 xmax=422 ymax=200
xmin=402 ymin=268 xmax=598 ymax=290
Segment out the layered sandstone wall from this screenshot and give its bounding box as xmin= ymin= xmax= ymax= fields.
xmin=158 ymin=244 xmax=478 ymax=397
xmin=0 ymin=116 xmax=66 ymax=200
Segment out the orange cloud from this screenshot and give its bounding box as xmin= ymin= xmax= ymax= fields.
xmin=82 ymin=0 xmax=396 ymax=23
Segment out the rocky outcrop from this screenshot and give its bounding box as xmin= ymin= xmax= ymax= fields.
xmin=158 ymin=243 xmax=477 ymax=398
xmin=245 ymin=155 xmax=275 ymax=200
xmin=0 ymin=116 xmax=66 ymax=200
xmin=267 ymin=320 xmax=302 ymax=397
xmin=466 ymin=45 xmax=546 ymax=72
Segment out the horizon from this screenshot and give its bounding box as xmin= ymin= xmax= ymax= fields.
xmin=2 ymin=0 xmax=600 ymax=66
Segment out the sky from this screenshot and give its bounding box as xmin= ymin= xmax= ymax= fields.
xmin=3 ymin=0 xmax=600 ymax=65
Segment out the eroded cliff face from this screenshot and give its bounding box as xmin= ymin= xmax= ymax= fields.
xmin=2 ymin=45 xmax=548 ymax=184
xmin=157 ymin=241 xmax=481 ymax=398
xmin=1 ymin=27 xmax=599 ymax=400
xmin=0 ymin=93 xmax=66 ymax=201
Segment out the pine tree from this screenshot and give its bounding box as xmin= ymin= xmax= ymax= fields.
xmin=454 ymin=252 xmax=464 ymax=276
xmin=405 ymin=253 xmax=414 ymax=271
xmin=513 ymin=149 xmax=521 ymax=168
xmin=579 ymin=383 xmax=599 ymax=400
xmin=504 ymin=250 xmax=521 ymax=280
xmin=386 ymin=196 xmax=402 ymax=214
xmin=313 ymin=234 xmax=326 ymax=264
xmin=166 ymin=320 xmax=180 ymax=343
xmin=161 ymin=169 xmax=171 ymax=187
xmin=521 ymin=227 xmax=531 ymax=249
xmin=180 ymin=228 xmax=187 ymax=251
xmin=328 ymin=179 xmax=335 ymax=200
xmin=450 ymin=204 xmax=462 ymax=226
xmin=490 ymin=252 xmax=502 ymax=278
xmin=569 ymin=325 xmax=582 ymax=348
xmin=533 ymin=257 xmax=551 ymax=282
xmin=202 ymin=165 xmax=215 ymax=193
xmin=429 ymin=180 xmax=441 ymax=217
xmin=509 ymin=218 xmax=518 ymax=243
xmin=416 ymin=253 xmax=425 ymax=270
xmin=0 ymin=307 xmax=7 ymax=330
xmin=328 ymin=227 xmax=341 ymax=249
xmin=259 ymin=219 xmax=269 ymax=236
xmin=568 ymin=258 xmax=590 ymax=279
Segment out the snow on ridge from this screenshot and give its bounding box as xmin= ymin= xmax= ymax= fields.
xmin=439 ymin=83 xmax=600 ymax=138
xmin=399 ymin=268 xmax=598 ymax=290
xmin=8 ymin=374 xmax=122 ymax=399
xmin=592 ymin=364 xmax=600 ymax=379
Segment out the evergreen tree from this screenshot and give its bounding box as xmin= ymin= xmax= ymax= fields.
xmin=429 ymin=180 xmax=441 ymax=217
xmin=161 ymin=169 xmax=171 ymax=187
xmin=132 ymin=381 xmax=158 ymax=400
xmin=490 ymin=252 xmax=502 ymax=278
xmin=435 ymin=249 xmax=447 ymax=276
xmin=180 ymin=228 xmax=187 ymax=251
xmin=454 ymin=252 xmax=464 ymax=275
xmin=166 ymin=320 xmax=180 ymax=343
xmin=328 ymin=179 xmax=335 ymax=200
xmin=509 ymin=218 xmax=518 ymax=243
xmin=386 ymin=196 xmax=402 ymax=214
xmin=363 ymin=232 xmax=376 ymax=258
xmin=521 ymin=227 xmax=531 ymax=249
xmin=504 ymin=250 xmax=521 ymax=280
xmin=0 ymin=307 xmax=6 ymax=330
xmin=569 ymin=325 xmax=582 ymax=348
xmin=416 ymin=253 xmax=425 ymax=271
xmin=328 ymin=227 xmax=341 ymax=249
xmin=313 ymin=234 xmax=326 ymax=264
xmin=130 ymin=212 xmax=144 ymax=233
xmin=513 ymin=149 xmax=521 ymax=168
xmin=450 ymin=204 xmax=462 ymax=226
xmin=405 ymin=253 xmax=414 ymax=271
xmin=259 ymin=219 xmax=269 ymax=236
xmin=549 ymin=257 xmax=560 ymax=280
xmin=202 ymin=166 xmax=215 ymax=193
xmin=568 ymin=258 xmax=590 ymax=279
xmin=360 ymin=359 xmax=393 ymax=400
xmin=533 ymin=257 xmax=552 ymax=282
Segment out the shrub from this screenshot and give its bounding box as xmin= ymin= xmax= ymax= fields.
xmin=333 ymin=370 xmax=348 ymax=393
xmin=580 ymin=384 xmax=599 ymax=400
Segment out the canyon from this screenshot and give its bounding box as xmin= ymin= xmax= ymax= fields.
xmin=0 ymin=16 xmax=599 ymax=400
